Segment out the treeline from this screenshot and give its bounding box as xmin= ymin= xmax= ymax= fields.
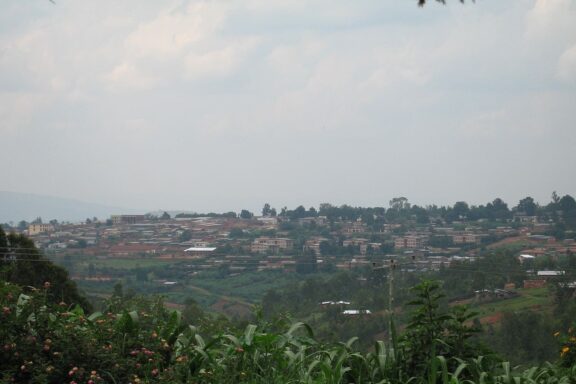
xmin=255 ymin=192 xmax=576 ymax=227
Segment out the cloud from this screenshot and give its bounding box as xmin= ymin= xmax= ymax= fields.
xmin=124 ymin=2 xmax=227 ymax=59
xmin=525 ymin=0 xmax=576 ymax=40
xmin=557 ymin=44 xmax=576 ymax=83
xmin=0 ymin=91 xmax=49 ymax=134
xmin=0 ymin=1 xmax=574 ymax=211
xmin=104 ymin=62 xmax=160 ymax=90
xmin=184 ymin=37 xmax=260 ymax=80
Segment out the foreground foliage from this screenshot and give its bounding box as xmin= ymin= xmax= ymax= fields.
xmin=2 ymin=280 xmax=576 ymax=383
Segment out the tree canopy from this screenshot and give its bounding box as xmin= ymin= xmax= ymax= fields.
xmin=0 ymin=225 xmax=91 ymax=311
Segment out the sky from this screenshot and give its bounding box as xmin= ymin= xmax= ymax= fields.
xmin=1 ymin=0 xmax=575 ymax=214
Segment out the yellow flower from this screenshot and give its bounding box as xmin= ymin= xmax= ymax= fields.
xmin=562 ymin=346 xmax=570 ymax=353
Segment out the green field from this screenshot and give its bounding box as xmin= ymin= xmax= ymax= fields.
xmin=471 ymin=287 xmax=553 ymax=319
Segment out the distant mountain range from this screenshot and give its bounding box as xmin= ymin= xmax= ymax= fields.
xmin=0 ymin=191 xmax=136 ymax=223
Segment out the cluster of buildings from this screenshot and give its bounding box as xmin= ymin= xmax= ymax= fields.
xmin=17 ymin=211 xmax=573 ymax=282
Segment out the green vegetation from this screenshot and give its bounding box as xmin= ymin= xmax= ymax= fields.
xmin=2 ymin=228 xmax=576 ymax=382
xmin=2 ymin=276 xmax=576 ymax=383
xmin=472 ymin=288 xmax=551 ymax=318
xmin=0 ymin=226 xmax=90 ymax=311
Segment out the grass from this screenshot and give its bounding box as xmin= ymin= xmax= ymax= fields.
xmin=189 ymin=270 xmax=332 ymax=302
xmin=471 ymin=287 xmax=553 ymax=319
xmin=75 ymin=269 xmax=309 ymax=317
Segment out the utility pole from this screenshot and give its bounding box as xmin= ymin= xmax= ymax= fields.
xmin=388 ymin=258 xmax=395 ymax=346
xmin=372 ymin=258 xmax=395 ymax=346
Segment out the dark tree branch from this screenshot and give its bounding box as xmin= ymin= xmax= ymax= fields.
xmin=418 ymin=0 xmax=468 ymax=6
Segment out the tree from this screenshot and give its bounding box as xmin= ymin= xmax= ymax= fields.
xmin=295 ymin=248 xmax=317 ymax=274
xmin=0 ymin=227 xmax=91 ymax=311
xmin=453 ymin=201 xmax=470 ymax=218
xmin=401 ymin=280 xmax=481 ymax=375
xmin=389 ymin=197 xmax=410 ymax=211
xmin=309 ymin=207 xmax=318 ymax=216
xmin=262 ymin=203 xmax=272 ymax=217
xmin=0 ymin=226 xmax=8 ymax=257
xmin=292 ymin=205 xmax=307 ymax=219
xmin=135 ymin=268 xmax=148 ymax=282
xmin=559 ymin=194 xmax=576 ymax=228
xmin=228 ymin=228 xmax=245 ymax=238
xmin=411 ymin=205 xmax=429 ymax=224
xmin=418 ymin=0 xmax=467 ymax=6
xmin=87 ymin=262 xmax=95 ymax=277
xmin=179 ymin=229 xmax=192 ymax=242
xmin=240 ymin=209 xmax=254 ymax=219
xmin=485 ymin=198 xmax=511 ymax=221
xmin=559 ymin=194 xmax=576 ymax=212
xmin=161 ymin=211 xmax=171 ymax=220
xmin=516 ymin=196 xmax=537 ymax=216
xmin=182 ymin=297 xmax=205 ymax=325
xmin=552 ymin=191 xmax=561 ymax=205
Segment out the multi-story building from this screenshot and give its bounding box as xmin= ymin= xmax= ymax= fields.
xmin=342 ymin=238 xmax=368 ymax=248
xmin=251 ymin=237 xmax=294 ymax=254
xmin=452 ymin=233 xmax=482 ymax=245
xmin=28 ymin=223 xmax=54 ymax=235
xmin=342 ymin=221 xmax=367 ymax=234
xmin=360 ymin=242 xmax=382 ymax=255
xmin=111 ymin=215 xmax=146 ymax=225
xmin=304 ymin=237 xmax=329 ymax=255
xmin=394 ymin=235 xmax=427 ymax=249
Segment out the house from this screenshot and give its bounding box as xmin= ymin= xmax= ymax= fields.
xmin=107 ymin=244 xmax=158 ymax=256
xmin=343 ymin=238 xmax=368 ymax=248
xmin=523 ymin=280 xmax=547 ymax=289
xmin=342 ymin=309 xmax=372 ymax=316
xmin=304 ymin=237 xmax=329 ymax=255
xmin=251 ymin=237 xmax=294 ymax=254
xmin=361 ymin=243 xmax=382 ymax=255
xmin=452 ymin=233 xmax=482 ymax=245
xmin=111 ymin=215 xmax=146 ymax=225
xmin=184 ymin=247 xmax=217 ymax=257
xmin=517 ymin=254 xmax=536 ymax=264
xmin=342 ymin=221 xmax=367 ymax=234
xmin=320 ymin=301 xmax=351 ymax=307
xmin=394 ymin=235 xmax=427 ymax=249
xmin=536 ymin=270 xmax=565 ymax=279
xmin=28 ymin=223 xmax=54 ymax=235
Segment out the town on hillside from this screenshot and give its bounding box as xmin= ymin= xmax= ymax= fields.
xmin=8 ymin=195 xmax=576 ymax=293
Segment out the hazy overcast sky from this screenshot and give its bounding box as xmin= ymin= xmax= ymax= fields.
xmin=1 ymin=0 xmax=575 ymax=213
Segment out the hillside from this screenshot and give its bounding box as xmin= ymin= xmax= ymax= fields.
xmin=0 ymin=191 xmax=133 ymax=223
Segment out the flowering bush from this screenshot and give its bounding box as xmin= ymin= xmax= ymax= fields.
xmin=556 ymin=327 xmax=576 ymax=367
xmin=0 ymin=281 xmax=173 ymax=383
